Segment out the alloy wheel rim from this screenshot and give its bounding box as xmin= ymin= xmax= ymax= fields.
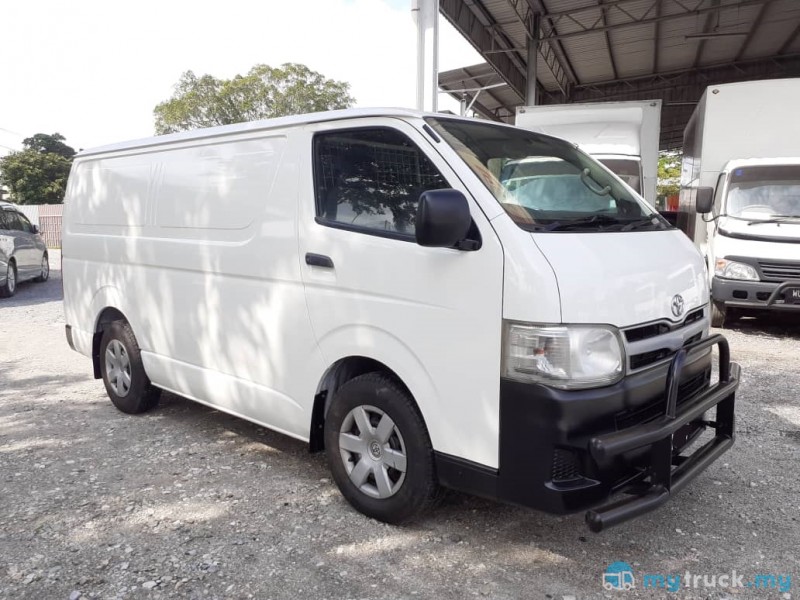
xmin=105 ymin=339 xmax=132 ymax=397
xmin=338 ymin=405 xmax=407 ymax=499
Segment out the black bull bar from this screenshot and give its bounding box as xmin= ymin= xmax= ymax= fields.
xmin=585 ymin=334 xmax=739 ymax=532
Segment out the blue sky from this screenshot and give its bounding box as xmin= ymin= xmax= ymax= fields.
xmin=0 ymin=0 xmax=480 ymax=153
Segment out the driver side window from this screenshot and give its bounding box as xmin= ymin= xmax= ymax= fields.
xmin=313 ymin=127 xmax=449 ymax=238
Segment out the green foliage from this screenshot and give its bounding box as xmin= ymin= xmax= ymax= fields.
xmin=657 ymin=150 xmax=682 ymax=197
xmin=154 ymin=63 xmax=356 ymax=134
xmin=22 ymin=132 xmax=76 ymax=159
xmin=0 ymin=133 xmax=74 ymax=205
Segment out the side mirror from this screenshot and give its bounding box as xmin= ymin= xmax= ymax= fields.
xmin=695 ymin=187 xmax=714 ymax=214
xmin=32 ymin=224 xmax=40 ymax=234
xmin=415 ymin=189 xmax=471 ymax=248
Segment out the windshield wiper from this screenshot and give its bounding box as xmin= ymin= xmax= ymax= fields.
xmin=543 ymin=214 xmax=623 ymax=231
xmin=620 ymin=215 xmax=665 ymax=231
xmin=747 ymin=215 xmax=800 ymax=225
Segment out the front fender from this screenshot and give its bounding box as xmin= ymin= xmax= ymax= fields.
xmin=314 ymin=323 xmax=444 ymax=451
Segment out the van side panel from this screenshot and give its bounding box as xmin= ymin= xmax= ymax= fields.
xmin=63 ymin=131 xmax=327 ymax=441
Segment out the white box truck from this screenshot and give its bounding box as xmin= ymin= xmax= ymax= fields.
xmin=62 ymin=108 xmax=738 ymax=531
xmin=515 ymin=100 xmax=662 ymax=205
xmin=678 ymin=79 xmax=800 ymax=327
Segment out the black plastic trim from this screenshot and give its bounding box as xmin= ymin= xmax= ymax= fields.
xmin=766 ymin=280 xmax=800 ymax=306
xmin=718 ymin=227 xmax=800 ymax=244
xmin=422 ymin=124 xmax=441 ymax=143
xmin=314 ymin=216 xmax=416 ymax=243
xmin=585 ymin=335 xmax=738 ymax=531
xmin=712 ymin=276 xmax=800 ymax=311
xmin=65 ymin=325 xmax=75 ymax=351
xmin=433 ymin=335 xmax=738 ymax=532
xmin=305 ymin=253 xmax=334 ymax=268
xmin=435 ymin=452 xmax=498 ymax=500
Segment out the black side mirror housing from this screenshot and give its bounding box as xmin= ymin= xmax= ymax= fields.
xmin=415 ymin=189 xmax=472 ymax=248
xmin=32 ymin=224 xmax=40 ymax=234
xmin=695 ymin=187 xmax=714 ymax=214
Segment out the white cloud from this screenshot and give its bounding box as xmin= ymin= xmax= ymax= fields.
xmin=0 ymin=0 xmax=481 ymax=151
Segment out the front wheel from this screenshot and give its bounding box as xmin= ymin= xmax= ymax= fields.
xmin=34 ymin=253 xmax=49 ymax=282
xmin=324 ymin=373 xmax=439 ymax=524
xmin=99 ymin=321 xmax=160 ymax=414
xmin=711 ymin=301 xmax=726 ymax=328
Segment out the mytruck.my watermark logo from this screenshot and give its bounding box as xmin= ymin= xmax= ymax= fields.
xmin=602 ymin=562 xmax=792 ymax=593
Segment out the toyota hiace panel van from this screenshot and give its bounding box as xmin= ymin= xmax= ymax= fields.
xmin=62 ymin=109 xmax=739 ymax=531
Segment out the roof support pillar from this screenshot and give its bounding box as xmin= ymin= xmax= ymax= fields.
xmin=525 ymin=13 xmax=540 ymax=105
xmin=413 ymin=0 xmax=440 ymax=112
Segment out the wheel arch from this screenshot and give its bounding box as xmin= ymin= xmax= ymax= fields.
xmin=91 ymin=306 xmax=130 ymax=379
xmin=308 ymin=356 xmax=418 ymax=453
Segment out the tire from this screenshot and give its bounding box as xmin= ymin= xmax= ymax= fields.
xmin=0 ymin=261 xmax=16 ymax=298
xmin=99 ymin=321 xmax=160 ymax=414
xmin=34 ymin=253 xmax=49 ymax=282
xmin=710 ymin=301 xmax=726 ymax=328
xmin=324 ymin=372 xmax=440 ymax=524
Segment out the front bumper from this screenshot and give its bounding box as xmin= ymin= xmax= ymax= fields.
xmin=436 ymin=335 xmax=739 ymax=531
xmin=712 ymin=276 xmax=800 ymax=311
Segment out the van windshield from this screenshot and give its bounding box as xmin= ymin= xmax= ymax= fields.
xmin=725 ymin=165 xmax=800 ymax=222
xmin=426 ymin=118 xmax=668 ymax=233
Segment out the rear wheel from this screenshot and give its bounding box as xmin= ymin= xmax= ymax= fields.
xmin=0 ymin=261 xmax=16 ymax=298
xmin=324 ymin=373 xmax=439 ymax=524
xmin=34 ymin=253 xmax=49 ymax=282
xmin=99 ymin=321 xmax=160 ymax=414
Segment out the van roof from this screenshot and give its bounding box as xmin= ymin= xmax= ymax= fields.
xmin=79 ymin=107 xmax=484 ymax=157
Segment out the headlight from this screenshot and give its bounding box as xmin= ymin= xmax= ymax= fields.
xmin=503 ymin=322 xmax=624 ymax=389
xmin=715 ymin=258 xmax=759 ymax=281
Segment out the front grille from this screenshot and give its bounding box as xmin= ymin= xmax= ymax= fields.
xmin=629 ymin=331 xmax=704 ymax=370
xmin=550 ymin=449 xmax=581 ymax=482
xmin=624 ymin=307 xmax=705 ymax=343
xmin=630 ymin=348 xmax=672 ymax=370
xmin=684 ymin=332 xmax=702 ymax=345
xmin=683 ymin=308 xmax=704 ymax=327
xmin=614 ymin=370 xmax=710 ymax=431
xmin=624 ymin=323 xmax=670 ymax=343
xmin=758 ymin=260 xmax=800 ymax=283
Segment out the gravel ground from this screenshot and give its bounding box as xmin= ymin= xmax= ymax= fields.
xmin=1 ymin=250 xmax=798 ymax=600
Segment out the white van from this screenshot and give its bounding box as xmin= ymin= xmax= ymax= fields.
xmin=62 ymin=108 xmax=739 ymax=532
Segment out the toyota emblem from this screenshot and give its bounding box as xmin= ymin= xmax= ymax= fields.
xmin=671 ymin=294 xmax=685 ymax=318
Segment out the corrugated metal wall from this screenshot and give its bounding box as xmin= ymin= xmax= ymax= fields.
xmin=15 ymin=204 xmax=63 ymax=248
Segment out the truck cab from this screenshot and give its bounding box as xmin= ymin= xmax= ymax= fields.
xmin=699 ymin=158 xmax=800 ymax=325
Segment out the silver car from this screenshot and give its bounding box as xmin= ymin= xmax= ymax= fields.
xmin=0 ymin=201 xmax=49 ymax=297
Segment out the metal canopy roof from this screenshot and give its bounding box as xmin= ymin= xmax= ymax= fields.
xmin=439 ymin=0 xmax=800 ymax=149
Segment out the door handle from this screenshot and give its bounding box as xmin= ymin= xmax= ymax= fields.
xmin=305 ymin=253 xmax=334 ymax=268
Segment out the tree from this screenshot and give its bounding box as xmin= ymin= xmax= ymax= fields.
xmin=0 ymin=133 xmax=75 ymax=205
xmin=22 ymin=133 xmax=76 ymax=159
xmin=154 ymin=63 xmax=355 ymax=135
xmin=657 ymin=150 xmax=682 ymax=198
